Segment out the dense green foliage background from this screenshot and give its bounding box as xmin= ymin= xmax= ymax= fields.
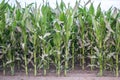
xmin=0 ymin=0 xmax=120 ymax=76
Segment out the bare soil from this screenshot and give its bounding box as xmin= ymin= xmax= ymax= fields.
xmin=0 ymin=69 xmax=120 ymax=80
xmin=0 ymin=64 xmax=120 ymax=80
xmin=0 ymin=76 xmax=120 ymax=80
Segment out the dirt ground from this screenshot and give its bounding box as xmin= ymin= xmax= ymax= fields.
xmin=0 ymin=69 xmax=120 ymax=80
xmin=0 ymin=76 xmax=120 ymax=80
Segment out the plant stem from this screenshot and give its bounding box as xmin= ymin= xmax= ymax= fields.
xmin=44 ymin=60 xmax=47 ymax=76
xmin=116 ymin=52 xmax=119 ymax=77
xmin=8 ymin=47 xmax=14 ymax=75
xmin=23 ymin=34 xmax=28 ymax=76
xmin=24 ymin=41 xmax=28 ymax=76
xmin=82 ymin=43 xmax=85 ymax=70
xmin=34 ymin=52 xmax=37 ymax=76
xmin=64 ymin=47 xmax=68 ymax=76
xmin=24 ymin=52 xmax=28 ymax=76
xmin=43 ymin=49 xmax=47 ymax=76
xmin=99 ymin=41 xmax=103 ymax=76
xmin=57 ymin=52 xmax=60 ymax=76
xmin=34 ymin=33 xmax=37 ymax=76
xmin=11 ymin=65 xmax=14 ymax=76
xmin=90 ymin=49 xmax=93 ymax=71
xmin=72 ymin=42 xmax=74 ymax=70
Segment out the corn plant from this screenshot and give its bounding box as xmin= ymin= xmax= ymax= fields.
xmin=0 ymin=0 xmax=7 ymax=75
xmin=39 ymin=3 xmax=54 ymax=76
xmin=21 ymin=7 xmax=30 ymax=75
xmin=62 ymin=1 xmax=78 ymax=75
xmin=78 ymin=12 xmax=85 ymax=70
xmin=115 ymin=18 xmax=120 ymax=77
xmin=92 ymin=10 xmax=106 ymax=76
xmin=5 ymin=9 xmax=15 ymax=75
xmin=29 ymin=3 xmax=40 ymax=76
xmin=53 ymin=20 xmax=62 ymax=76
